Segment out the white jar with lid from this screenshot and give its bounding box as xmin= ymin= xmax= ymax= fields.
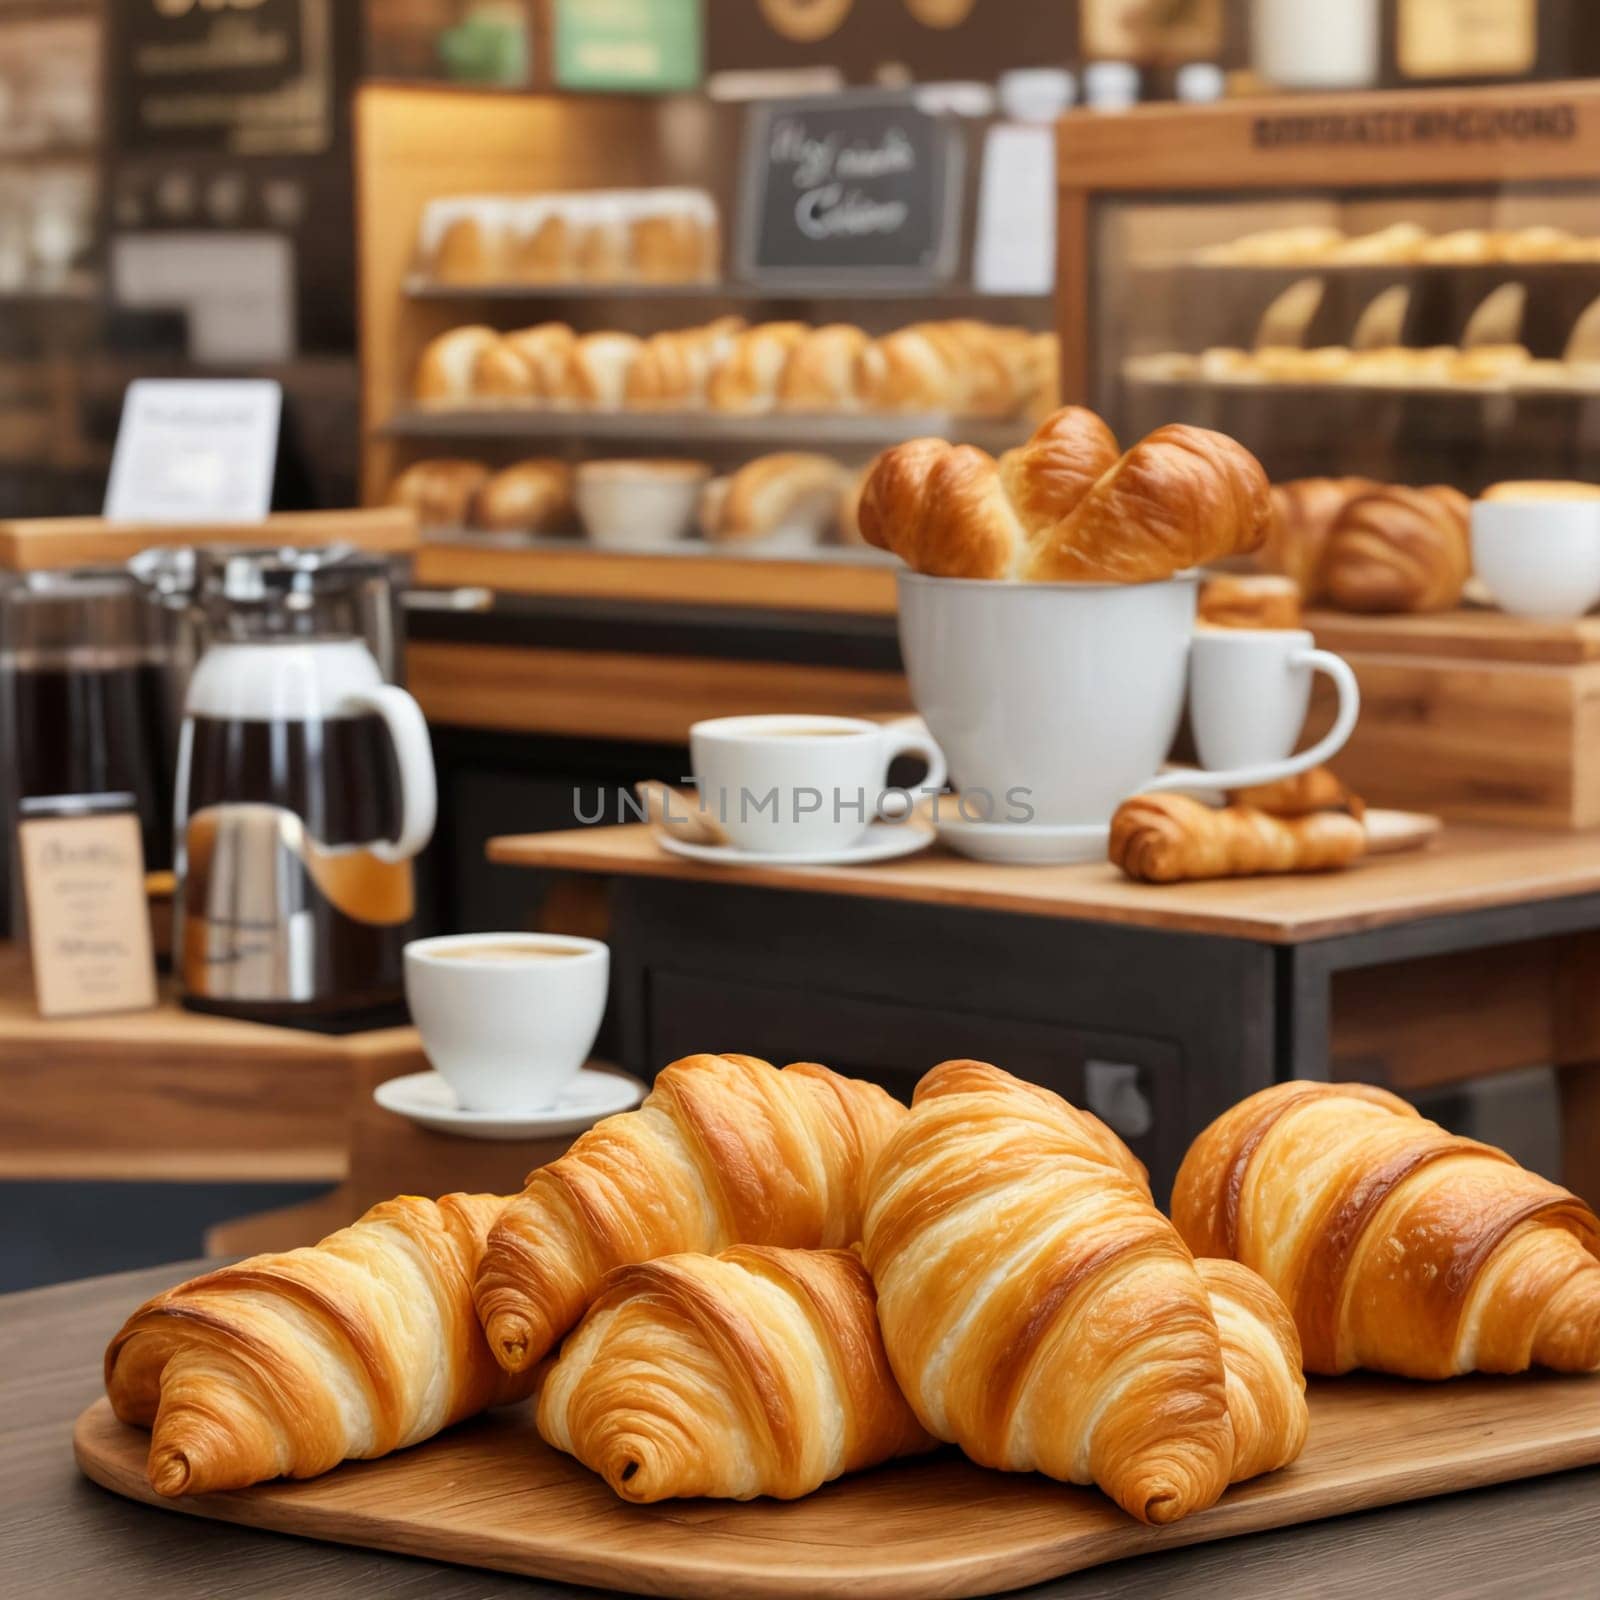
xmin=1254 ymin=0 xmax=1380 ymax=90
xmin=1083 ymin=61 xmax=1140 ymax=112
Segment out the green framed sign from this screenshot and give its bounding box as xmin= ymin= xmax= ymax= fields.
xmin=552 ymin=0 xmax=703 ymax=93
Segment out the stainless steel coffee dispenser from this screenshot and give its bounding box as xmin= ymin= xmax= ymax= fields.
xmin=173 ymin=547 xmax=435 ymax=1027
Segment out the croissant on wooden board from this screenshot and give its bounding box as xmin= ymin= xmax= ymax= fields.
xmin=537 ymin=1245 xmax=934 ymax=1502
xmin=860 ymin=1060 xmax=1308 ymax=1525
xmin=475 ymin=1052 xmax=906 ymax=1375
xmin=1172 ymin=1081 xmax=1600 ymax=1379
xmin=860 ymin=408 xmax=1271 ymax=585
xmin=104 ymin=1194 xmax=536 ymax=1497
xmin=1110 ymin=793 xmax=1367 ymax=884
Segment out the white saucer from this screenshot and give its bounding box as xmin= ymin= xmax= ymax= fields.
xmin=934 ymin=815 xmax=1110 ymax=865
xmin=655 ymin=824 xmax=934 ymax=868
xmin=374 ymin=1067 xmax=646 ymax=1141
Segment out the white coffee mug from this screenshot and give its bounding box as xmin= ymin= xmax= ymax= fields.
xmin=690 ymin=713 xmax=948 ymax=855
xmin=897 ymin=572 xmax=1359 ymax=825
xmin=1186 ymin=628 xmax=1361 ymax=785
xmin=404 ymin=933 xmax=609 ymax=1113
xmin=1472 ymin=497 xmax=1600 ymax=620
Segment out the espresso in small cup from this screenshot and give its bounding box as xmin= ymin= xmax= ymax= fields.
xmin=404 ymin=933 xmax=608 ymax=1112
xmin=690 ymin=714 xmax=947 ymax=855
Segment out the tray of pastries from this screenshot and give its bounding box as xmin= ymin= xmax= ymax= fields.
xmin=414 ymin=188 xmax=721 ymax=289
xmin=77 ymin=1054 xmax=1600 ymax=1598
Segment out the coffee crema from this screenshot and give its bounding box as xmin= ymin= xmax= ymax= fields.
xmin=427 ymin=942 xmax=588 ymax=962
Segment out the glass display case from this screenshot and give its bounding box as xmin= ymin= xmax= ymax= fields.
xmin=1057 ymin=80 xmax=1600 ymax=491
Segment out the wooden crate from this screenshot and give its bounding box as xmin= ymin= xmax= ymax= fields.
xmin=1306 ymin=609 xmax=1600 ymax=829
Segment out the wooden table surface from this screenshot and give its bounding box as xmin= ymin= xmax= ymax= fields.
xmin=9 ymin=1262 xmax=1600 ymax=1600
xmin=488 ymin=822 xmax=1600 ymax=945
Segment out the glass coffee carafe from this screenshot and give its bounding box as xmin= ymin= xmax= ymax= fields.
xmin=173 ymin=547 xmax=435 ymax=1029
xmin=0 ymin=567 xmax=187 ymax=934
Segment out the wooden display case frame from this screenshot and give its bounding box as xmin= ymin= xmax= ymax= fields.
xmin=1054 ymin=78 xmax=1600 ymax=404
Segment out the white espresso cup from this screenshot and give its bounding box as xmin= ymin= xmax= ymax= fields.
xmin=403 ymin=933 xmax=609 ymax=1113
xmin=690 ymin=713 xmax=948 ymax=855
xmin=1472 ymin=493 xmax=1600 ymax=620
xmin=1188 ymin=628 xmax=1361 ymax=780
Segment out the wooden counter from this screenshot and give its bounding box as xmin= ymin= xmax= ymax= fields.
xmin=487 ymin=821 xmax=1600 ymax=946
xmin=0 ymin=954 xmax=419 ymax=1183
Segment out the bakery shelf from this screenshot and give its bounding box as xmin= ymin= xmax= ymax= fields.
xmin=382 ymin=408 xmax=1032 ymax=452
xmin=402 ymin=277 xmax=1051 ymax=306
xmin=1122 ymin=373 xmax=1594 ymax=399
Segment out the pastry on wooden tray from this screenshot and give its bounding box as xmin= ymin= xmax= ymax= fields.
xmin=537 ymin=1246 xmax=934 ymax=1502
xmin=1109 ymin=793 xmax=1366 ymax=884
xmin=1197 ymin=573 xmax=1303 ymax=631
xmin=860 ymin=1060 xmax=1308 ymax=1526
xmin=859 ymin=406 xmax=1271 ymax=584
xmin=104 ymin=1194 xmax=536 ymax=1496
xmin=1173 ymin=1082 xmax=1600 ymax=1379
xmin=475 ymin=1052 xmax=905 ymax=1374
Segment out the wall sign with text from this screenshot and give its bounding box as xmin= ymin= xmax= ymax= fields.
xmin=114 ymin=0 xmax=333 ymax=157
xmin=738 ymin=92 xmax=963 ymax=289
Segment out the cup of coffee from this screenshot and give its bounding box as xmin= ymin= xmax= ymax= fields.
xmin=403 ymin=933 xmax=609 ymax=1113
xmin=690 ymin=714 xmax=948 ymax=855
xmin=1472 ymin=489 xmax=1600 ymax=620
xmin=896 ymin=572 xmax=1359 ymax=827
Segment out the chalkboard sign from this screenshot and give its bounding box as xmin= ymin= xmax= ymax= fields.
xmin=737 ymin=92 xmax=964 ymax=289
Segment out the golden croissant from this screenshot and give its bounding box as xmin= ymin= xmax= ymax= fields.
xmin=860 ymin=1060 xmax=1307 ymax=1525
xmin=1110 ymin=793 xmax=1367 ymax=884
xmin=105 ymin=1194 xmax=535 ymax=1496
xmin=1316 ymin=483 xmax=1472 ymax=613
xmin=1172 ymin=1081 xmax=1600 ymax=1378
xmin=476 ymin=1052 xmax=905 ymax=1374
xmin=537 ymin=1245 xmax=934 ymax=1501
xmin=860 ymin=407 xmax=1271 ymax=584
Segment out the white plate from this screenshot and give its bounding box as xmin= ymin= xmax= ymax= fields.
xmin=934 ymin=815 xmax=1110 ymax=865
xmin=373 ymin=1067 xmax=646 ymax=1141
xmin=655 ymin=824 xmax=934 ymax=868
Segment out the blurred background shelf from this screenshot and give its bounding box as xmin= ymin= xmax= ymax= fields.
xmin=402 ymin=276 xmax=1052 ymax=309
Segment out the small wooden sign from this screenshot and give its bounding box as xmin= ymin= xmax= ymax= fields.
xmin=737 ymin=91 xmax=963 ymax=289
xmin=20 ymin=804 xmax=158 ymax=1019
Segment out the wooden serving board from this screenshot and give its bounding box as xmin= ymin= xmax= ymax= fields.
xmin=76 ymin=1376 xmax=1600 ymax=1599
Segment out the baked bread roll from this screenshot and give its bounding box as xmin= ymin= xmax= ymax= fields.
xmin=432 ymin=215 xmax=504 ymax=285
xmin=699 ymin=453 xmax=847 ymax=545
xmin=1261 ymin=477 xmax=1377 ymax=591
xmin=778 ymin=323 xmax=870 ymax=411
xmin=1198 ymin=574 xmax=1303 ymax=631
xmin=861 ymin=1060 xmax=1307 ymax=1525
xmin=512 ymin=207 xmax=575 ymax=283
xmin=860 ymin=408 xmax=1271 ymax=584
xmin=502 ymin=323 xmax=577 ymax=399
xmin=624 ymin=318 xmax=744 ymax=409
xmin=105 ymin=1194 xmax=536 ymax=1496
xmin=536 ymin=1246 xmax=933 ymax=1502
xmin=1318 ymin=484 xmax=1471 ymax=613
xmin=553 ymin=331 xmax=644 ymax=409
xmin=475 ymin=1052 xmax=905 ymax=1374
xmin=388 ymin=459 xmax=490 ymax=532
xmin=707 ymin=322 xmax=810 ymax=413
xmin=471 ymin=340 xmax=540 ymax=405
xmin=414 ymin=326 xmax=502 ymax=406
xmin=477 ymin=460 xmax=573 ymax=534
xmin=1172 ymin=1081 xmax=1600 ymax=1378
xmin=1110 ymin=793 xmax=1366 ymax=884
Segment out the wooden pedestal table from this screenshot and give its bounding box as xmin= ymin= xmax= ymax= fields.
xmin=488 ymin=823 xmax=1600 ymax=1205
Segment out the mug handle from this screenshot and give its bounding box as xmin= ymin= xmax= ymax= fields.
xmin=876 ymin=715 xmax=949 ymax=820
xmin=1141 ymin=648 xmax=1362 ymax=798
xmin=342 ymin=684 xmax=438 ymax=863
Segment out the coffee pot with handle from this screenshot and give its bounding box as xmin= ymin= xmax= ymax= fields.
xmin=173 ymin=546 xmax=435 ymax=1027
